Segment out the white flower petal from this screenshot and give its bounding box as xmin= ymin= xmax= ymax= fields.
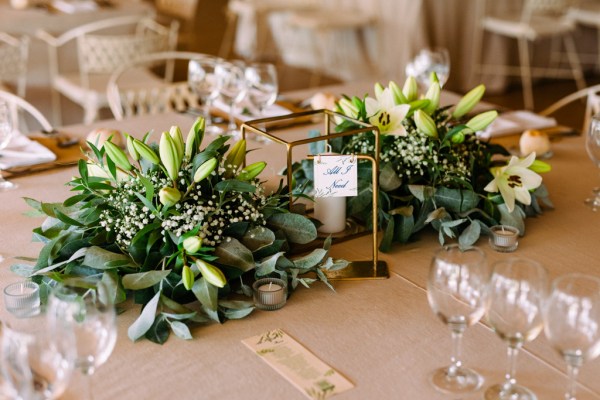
xmin=514 ymin=187 xmax=532 ymax=205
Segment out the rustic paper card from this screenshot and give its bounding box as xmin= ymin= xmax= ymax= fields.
xmin=242 ymin=329 xmax=354 ymax=399
xmin=313 ymin=155 xmax=357 ymax=198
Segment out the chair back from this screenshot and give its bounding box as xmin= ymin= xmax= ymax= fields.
xmin=522 ymin=0 xmax=570 ymax=21
xmin=540 ymin=83 xmax=600 ymax=132
xmin=107 ymin=51 xmax=203 ymax=120
xmin=0 ymin=33 xmax=29 ymax=97
xmin=0 ymin=90 xmax=53 ymax=133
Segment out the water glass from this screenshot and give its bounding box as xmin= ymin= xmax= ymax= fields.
xmin=543 ymin=273 xmax=600 ymax=400
xmin=585 ymin=113 xmax=600 ymax=210
xmin=215 ymin=61 xmax=247 ymax=138
xmin=245 ymin=62 xmax=278 ymax=117
xmin=405 ymin=47 xmax=450 ymax=88
xmin=1 ymin=312 xmax=75 ymax=400
xmin=188 ymin=56 xmax=223 ymax=135
xmin=484 ymin=258 xmax=548 ymax=400
xmin=427 ymin=244 xmax=490 ymax=394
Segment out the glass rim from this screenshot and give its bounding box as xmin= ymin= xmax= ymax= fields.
xmin=552 ymin=272 xmax=600 ymax=293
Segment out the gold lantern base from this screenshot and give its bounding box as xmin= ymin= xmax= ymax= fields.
xmin=242 ymin=109 xmax=389 ymax=280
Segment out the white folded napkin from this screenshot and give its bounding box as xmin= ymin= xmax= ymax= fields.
xmin=0 ymin=133 xmax=56 ymax=170
xmin=213 ymin=100 xmax=292 ymax=123
xmin=51 ymin=0 xmax=97 ymax=13
xmin=478 ymin=111 xmax=557 ymax=140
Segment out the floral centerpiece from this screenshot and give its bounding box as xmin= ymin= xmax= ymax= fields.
xmin=15 ymin=118 xmax=347 ymax=344
xmin=328 ymin=76 xmax=552 ymax=250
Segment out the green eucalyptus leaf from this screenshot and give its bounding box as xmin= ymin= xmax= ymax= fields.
xmin=169 ymin=320 xmax=193 ymax=340
xmin=214 ymin=180 xmax=256 ymax=193
xmin=458 ymin=220 xmax=481 ymax=248
xmin=292 ymin=248 xmax=327 ymax=270
xmin=144 ymin=314 xmax=170 ymax=345
xmin=128 ymin=290 xmax=161 ymax=341
xmin=82 ymin=246 xmax=131 ymax=270
xmin=394 ymin=214 xmax=415 ymax=243
xmin=214 ymin=238 xmax=255 ymax=272
xmin=408 ymin=185 xmax=435 ymax=202
xmin=255 ymin=252 xmax=284 ymax=276
xmin=241 ymin=226 xmax=275 ymax=251
xmin=122 ymin=270 xmax=171 ymax=290
xmin=10 ymin=264 xmax=35 ymax=277
xmin=192 ymin=277 xmax=218 ymax=311
xmin=498 ymin=204 xmax=526 ymax=235
xmin=379 ymin=163 xmax=402 ymax=191
xmin=434 ymin=187 xmax=480 ymax=213
xmin=267 ymin=213 xmax=317 ymax=244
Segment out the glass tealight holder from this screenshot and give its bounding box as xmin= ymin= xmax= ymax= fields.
xmin=3 ymin=281 xmax=41 ymax=318
xmin=489 ymin=225 xmax=519 ymax=253
xmin=253 ymin=278 xmax=287 ymax=311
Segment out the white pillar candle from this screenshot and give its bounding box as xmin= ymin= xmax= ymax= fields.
xmin=314 ymin=196 xmax=346 ymax=234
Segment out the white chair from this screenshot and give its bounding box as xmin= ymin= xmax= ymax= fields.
xmin=540 ymin=83 xmax=600 ymax=133
xmin=474 ymin=0 xmax=586 ymax=110
xmin=566 ymin=0 xmax=600 ymax=70
xmin=107 ymin=51 xmax=202 ymax=120
xmin=154 ymin=0 xmax=199 ymax=49
xmin=0 ymin=32 xmax=29 ymax=98
xmin=36 ymin=16 xmax=179 ymax=126
xmin=0 ymin=90 xmax=52 ymax=134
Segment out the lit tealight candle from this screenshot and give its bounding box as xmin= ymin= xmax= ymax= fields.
xmin=489 ymin=225 xmax=519 ymax=253
xmin=3 ymin=280 xmax=41 ymax=318
xmin=520 ymin=129 xmax=551 ymax=159
xmin=253 ymin=278 xmax=287 ymax=311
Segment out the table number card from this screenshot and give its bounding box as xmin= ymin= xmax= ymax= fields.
xmin=313 ymin=155 xmax=357 ymax=198
xmin=242 ymin=329 xmax=354 ymax=399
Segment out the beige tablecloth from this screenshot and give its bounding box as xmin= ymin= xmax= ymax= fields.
xmin=1 ymin=86 xmax=600 ymax=399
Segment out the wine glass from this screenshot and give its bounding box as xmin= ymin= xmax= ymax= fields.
xmin=0 ymin=100 xmax=17 ymax=191
xmin=543 ymin=273 xmax=600 ymax=400
xmin=405 ymin=47 xmax=451 ymax=88
xmin=585 ymin=113 xmax=600 ymax=210
xmin=245 ymin=62 xmax=278 ymax=117
xmin=188 ymin=56 xmax=224 ymax=136
xmin=484 ymin=258 xmax=548 ymax=400
xmin=427 ymin=244 xmax=490 ymax=394
xmin=1 ymin=311 xmax=76 ymax=400
xmin=47 ymin=281 xmax=117 ymax=399
xmin=215 ymin=61 xmax=247 ymax=138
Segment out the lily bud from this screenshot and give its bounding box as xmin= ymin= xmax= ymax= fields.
xmin=182 ymin=264 xmax=194 ymax=291
xmin=423 ymin=82 xmax=441 ymax=115
xmin=159 ymin=132 xmax=180 ymax=182
xmin=183 ymin=236 xmax=202 ymax=253
xmin=125 ymin=134 xmax=139 ymax=161
xmin=159 ymin=187 xmax=181 ymax=208
xmin=466 ymin=110 xmax=498 ymax=132
xmin=237 ymin=161 xmax=266 ymax=181
xmin=451 ymin=131 xmax=465 ymax=144
xmin=529 ymin=159 xmax=552 ymax=173
xmin=414 ymin=110 xmax=438 ymax=138
xmin=430 ymin=71 xmax=439 ymax=85
xmin=196 ymin=259 xmax=227 ymax=288
xmin=103 ymin=140 xmax=132 ymax=171
xmin=185 ymin=117 xmax=205 ymax=160
xmin=338 ymin=98 xmax=359 ymax=118
xmin=193 ymin=157 xmax=218 ymax=183
xmin=452 ymin=84 xmax=486 ymax=119
xmin=389 ymin=81 xmax=408 ymax=104
xmin=132 ymin=139 xmax=160 ymax=164
xmin=169 ymin=125 xmax=185 ymax=162
xmin=402 ymin=76 xmax=418 ymax=102
xmin=225 ymin=139 xmax=246 ymax=176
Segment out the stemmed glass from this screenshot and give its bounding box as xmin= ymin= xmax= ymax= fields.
xmin=215 ymin=61 xmax=247 ymax=138
xmin=47 ymin=281 xmax=117 ymax=400
xmin=543 ymin=273 xmax=600 ymax=400
xmin=188 ymin=56 xmax=224 ymax=135
xmin=484 ymin=258 xmax=548 ymax=400
xmin=0 ymin=99 xmax=17 ymax=191
xmin=405 ymin=47 xmax=451 ymax=88
xmin=245 ymin=62 xmax=278 ymax=117
xmin=427 ymin=244 xmax=490 ymax=394
xmin=585 ymin=113 xmax=600 ymax=210
xmin=1 ymin=311 xmax=76 ymax=399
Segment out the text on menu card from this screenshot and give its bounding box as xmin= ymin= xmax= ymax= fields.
xmin=313 ymin=155 xmax=357 ymax=198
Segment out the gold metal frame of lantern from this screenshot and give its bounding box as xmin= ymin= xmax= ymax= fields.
xmin=241 ymin=109 xmax=389 ymax=280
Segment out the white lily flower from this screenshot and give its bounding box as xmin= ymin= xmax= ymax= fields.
xmin=484 ymin=152 xmax=543 ymax=212
xmin=365 ymin=88 xmax=410 ymax=136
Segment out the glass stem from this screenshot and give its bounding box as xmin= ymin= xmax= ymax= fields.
xmin=566 ymin=363 xmax=579 ymax=400
xmin=504 ymin=344 xmax=520 ymax=390
xmin=228 ymin=103 xmax=237 ymax=133
xmin=448 ymin=328 xmax=464 ymax=377
xmin=202 ymin=99 xmax=213 ymax=126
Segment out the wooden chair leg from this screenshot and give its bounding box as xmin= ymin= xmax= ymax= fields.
xmin=564 ymin=35 xmax=586 ymax=91
xmin=518 ymin=37 xmax=534 ymax=110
